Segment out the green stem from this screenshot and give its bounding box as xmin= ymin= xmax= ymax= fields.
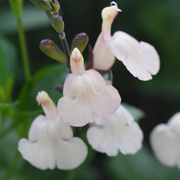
xmin=1 ymin=150 xmax=20 ymax=180
xmin=17 ymin=16 xmax=31 ymax=82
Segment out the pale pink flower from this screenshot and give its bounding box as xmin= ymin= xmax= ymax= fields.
xmin=150 ymin=112 xmax=180 ymax=168
xmin=93 ymin=2 xmax=160 ymax=81
xmin=18 ymin=91 xmax=87 ymax=170
xmin=57 ymin=48 xmax=121 ymax=127
xmin=87 ymin=105 xmax=143 ymax=156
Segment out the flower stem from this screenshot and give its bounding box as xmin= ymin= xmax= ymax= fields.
xmin=59 ymin=32 xmax=70 ymax=72
xmin=17 ymin=16 xmax=31 ymax=82
xmin=65 ymin=170 xmax=75 ymax=180
xmin=1 ymin=150 xmax=20 ymax=180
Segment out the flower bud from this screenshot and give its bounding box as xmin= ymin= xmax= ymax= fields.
xmin=52 ymin=15 xmax=64 ymax=33
xmin=40 ymin=39 xmax=66 ymax=63
xmin=51 ymin=0 xmax=60 ymax=15
xmin=71 ymin=33 xmax=89 ymax=53
xmin=29 ymin=0 xmax=51 ymax=10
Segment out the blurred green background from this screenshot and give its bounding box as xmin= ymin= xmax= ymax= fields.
xmin=0 ymin=0 xmax=180 ymax=179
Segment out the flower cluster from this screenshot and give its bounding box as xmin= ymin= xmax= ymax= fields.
xmin=18 ymin=1 xmax=160 ymax=170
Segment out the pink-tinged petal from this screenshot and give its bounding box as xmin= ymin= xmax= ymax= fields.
xmin=58 ymin=73 xmax=121 ymax=127
xmin=93 ymin=33 xmax=115 ymax=70
xmin=89 ymin=85 xmax=120 ymax=121
xmin=63 ymin=74 xmax=76 ymax=99
xmin=18 ymin=138 xmax=55 ymax=170
xmin=107 ymin=31 xmax=160 ymax=81
xmin=150 ymin=124 xmax=180 ymax=167
xmin=53 ymin=137 xmax=88 ymax=170
xmin=57 ymin=96 xmax=93 ymax=127
xmin=85 ymin=69 xmax=106 ymax=91
xmin=87 ymin=105 xmax=143 ymax=156
xmin=70 ymin=48 xmax=85 ymax=75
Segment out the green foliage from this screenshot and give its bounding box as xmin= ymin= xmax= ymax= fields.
xmin=0 ymin=5 xmax=50 ymax=34
xmin=105 ymin=145 xmax=180 ymax=180
xmin=19 ymin=64 xmax=68 ymax=111
xmin=0 ymin=0 xmax=180 ymax=179
xmin=122 ymin=103 xmax=145 ymax=123
xmin=0 ymin=35 xmax=16 ymax=104
xmin=0 ymin=36 xmax=16 ymax=86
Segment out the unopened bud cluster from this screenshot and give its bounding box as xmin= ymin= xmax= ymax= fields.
xmin=30 ymin=0 xmax=63 ymax=34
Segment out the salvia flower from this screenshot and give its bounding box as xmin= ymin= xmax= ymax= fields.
xmin=93 ymin=2 xmax=160 ymax=81
xmin=57 ymin=48 xmax=121 ymax=127
xmin=18 ymin=91 xmax=87 ymax=170
xmin=87 ymin=105 xmax=143 ymax=156
xmin=150 ymin=112 xmax=180 ymax=169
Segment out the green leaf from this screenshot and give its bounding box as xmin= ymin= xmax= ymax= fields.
xmin=8 ymin=0 xmax=23 ymax=18
xmin=0 ymin=40 xmax=11 ymax=86
xmin=18 ymin=64 xmax=68 ymax=111
xmin=0 ymin=5 xmax=51 ymax=34
xmin=0 ymin=101 xmax=19 ymax=109
xmin=105 ymin=145 xmax=180 ymax=180
xmin=0 ymin=35 xmax=16 ymax=85
xmin=122 ymin=103 xmax=145 ymax=123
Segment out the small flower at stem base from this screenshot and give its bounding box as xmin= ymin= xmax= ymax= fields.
xmin=18 ymin=91 xmax=87 ymax=170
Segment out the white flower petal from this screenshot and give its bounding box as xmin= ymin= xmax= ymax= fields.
xmin=85 ymin=69 xmax=106 ymax=91
xmin=63 ymin=74 xmax=77 ymax=99
xmin=150 ymin=124 xmax=180 ymax=167
xmin=18 ymin=138 xmax=55 ymax=170
xmin=19 ymin=118 xmax=87 ymax=170
xmin=57 ymin=96 xmax=93 ymax=127
xmin=93 ymin=33 xmax=115 ymax=70
xmin=19 ymin=91 xmax=88 ymax=170
xmin=54 ymin=137 xmax=88 ymax=170
xmin=87 ymin=126 xmax=119 ymax=156
xmin=167 ymin=112 xmax=180 ymax=135
xmin=55 ymin=118 xmax=73 ymax=140
xmin=28 ymin=115 xmax=45 ymax=141
xmin=87 ymin=105 xmax=143 ymax=156
xmin=58 ymin=71 xmax=121 ymax=127
xmin=107 ymin=31 xmax=160 ymax=81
